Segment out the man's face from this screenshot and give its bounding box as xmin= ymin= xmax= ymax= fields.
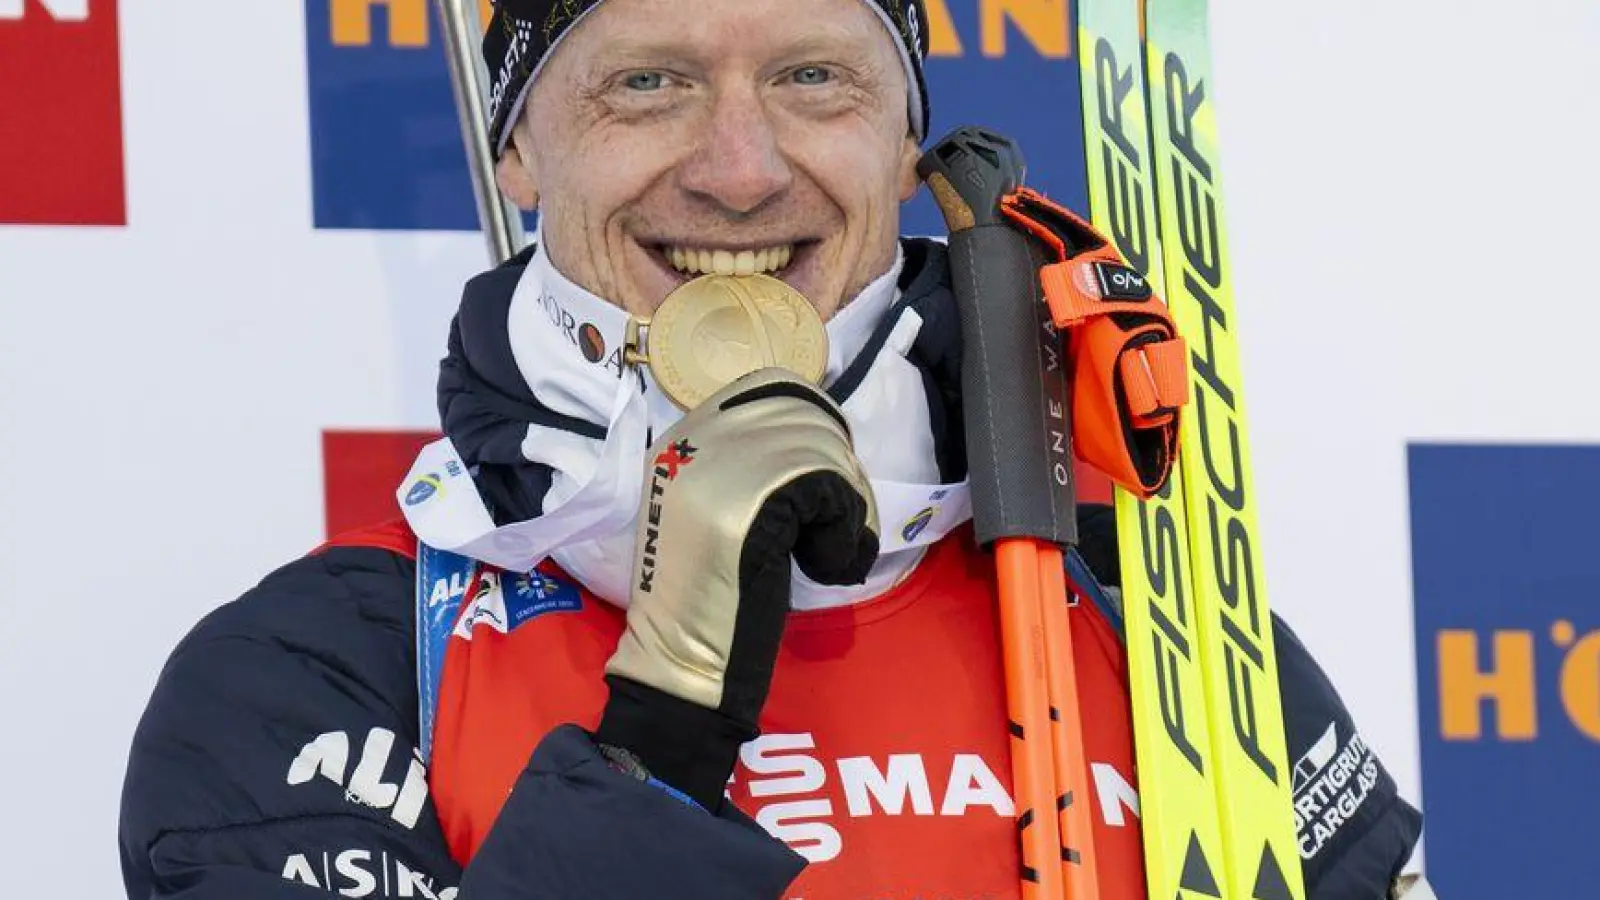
xmin=498 ymin=0 xmax=922 ymax=320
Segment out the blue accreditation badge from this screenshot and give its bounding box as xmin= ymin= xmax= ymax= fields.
xmin=415 ymin=541 xmax=476 ymax=762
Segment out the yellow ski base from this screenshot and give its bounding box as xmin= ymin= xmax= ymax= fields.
xmin=1145 ymin=0 xmax=1305 ymax=894
xmin=1078 ymin=0 xmax=1307 ymax=896
xmin=1077 ymin=8 xmax=1230 ymax=898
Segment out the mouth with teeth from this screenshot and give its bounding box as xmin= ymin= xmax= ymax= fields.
xmin=662 ymin=243 xmax=797 ymax=278
xmin=634 ymin=236 xmax=826 ymax=312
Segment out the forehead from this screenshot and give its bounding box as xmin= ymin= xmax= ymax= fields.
xmin=558 ymin=0 xmax=897 ymax=67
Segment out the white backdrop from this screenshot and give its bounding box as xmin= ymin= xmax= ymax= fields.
xmin=2 ymin=0 xmax=1597 ymax=893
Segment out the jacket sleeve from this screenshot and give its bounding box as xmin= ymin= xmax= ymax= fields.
xmin=1273 ymin=617 xmax=1422 ymax=900
xmin=119 ymin=543 xmax=804 ymax=900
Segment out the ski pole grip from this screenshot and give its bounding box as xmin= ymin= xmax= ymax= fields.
xmin=917 ymin=127 xmax=1077 ymax=548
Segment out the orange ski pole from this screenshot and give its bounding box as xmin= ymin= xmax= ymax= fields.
xmin=995 ymin=538 xmax=1067 ymax=900
xmin=918 ymin=128 xmax=1100 ymax=900
xmin=1037 ymin=544 xmax=1102 ymax=899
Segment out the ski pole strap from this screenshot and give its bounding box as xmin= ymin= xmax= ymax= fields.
xmin=999 ymin=188 xmax=1189 ymax=497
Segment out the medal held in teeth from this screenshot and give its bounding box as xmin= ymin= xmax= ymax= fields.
xmin=625 ymin=273 xmax=828 ymax=411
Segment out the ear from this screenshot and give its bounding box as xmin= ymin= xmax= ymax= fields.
xmin=495 ymin=129 xmax=541 ymax=211
xmin=896 ymin=135 xmax=922 ymax=203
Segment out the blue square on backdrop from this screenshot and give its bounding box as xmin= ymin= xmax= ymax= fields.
xmin=306 ymin=0 xmax=483 ymax=230
xmin=304 ymin=0 xmax=1086 ymax=234
xmin=1409 ymin=443 xmax=1600 ymax=900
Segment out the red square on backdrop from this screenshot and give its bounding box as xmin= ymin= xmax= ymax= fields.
xmin=323 ymin=430 xmax=440 ymax=537
xmin=0 ymin=0 xmax=127 ymax=226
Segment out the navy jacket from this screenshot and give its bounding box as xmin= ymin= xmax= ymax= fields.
xmin=119 ymin=541 xmax=806 ymax=899
xmin=120 ymin=244 xmax=1421 ymax=898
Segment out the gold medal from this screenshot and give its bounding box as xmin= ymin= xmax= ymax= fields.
xmin=624 ymin=273 xmax=828 ymax=410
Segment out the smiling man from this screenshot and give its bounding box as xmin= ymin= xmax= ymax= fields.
xmin=119 ymin=1 xmax=1426 ymax=898
xmin=492 ymin=0 xmax=920 ymax=320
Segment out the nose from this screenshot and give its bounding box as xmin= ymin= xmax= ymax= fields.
xmin=676 ymin=88 xmax=793 ymax=216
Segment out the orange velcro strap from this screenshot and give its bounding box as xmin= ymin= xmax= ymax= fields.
xmin=997 ymin=186 xmax=1190 ymax=498
xmin=1039 ymin=263 xmax=1099 ymax=326
xmin=1118 ymin=337 xmax=1190 ymax=427
xmin=1039 ymin=260 xmax=1161 ymax=329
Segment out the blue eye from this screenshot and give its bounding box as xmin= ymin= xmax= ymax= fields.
xmin=792 ymin=66 xmax=832 ymax=86
xmin=625 ymin=71 xmax=666 ymax=91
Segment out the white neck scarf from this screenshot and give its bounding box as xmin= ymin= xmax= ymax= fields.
xmin=401 ymin=238 xmax=971 ymax=611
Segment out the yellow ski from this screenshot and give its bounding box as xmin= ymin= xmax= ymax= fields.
xmin=1076 ymin=2 xmax=1227 ymax=897
xmin=1143 ymin=0 xmax=1304 ymax=895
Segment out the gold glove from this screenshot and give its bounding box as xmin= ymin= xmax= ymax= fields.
xmin=607 ymin=367 xmax=880 ymax=719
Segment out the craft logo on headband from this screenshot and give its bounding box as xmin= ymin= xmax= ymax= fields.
xmin=0 ymin=0 xmax=126 ymax=226
xmin=303 ymin=0 xmax=1087 ymax=233
xmin=1408 ymin=443 xmax=1600 ymax=900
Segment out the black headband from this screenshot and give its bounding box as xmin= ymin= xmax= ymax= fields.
xmin=482 ymin=0 xmax=931 ymax=158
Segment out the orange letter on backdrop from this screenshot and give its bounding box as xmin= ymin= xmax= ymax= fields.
xmin=924 ymin=0 xmax=963 ymax=57
xmin=981 ymin=0 xmax=1070 ymax=58
xmin=1558 ymin=629 xmax=1600 ymax=741
xmin=1438 ymin=630 xmax=1537 ymax=741
xmin=332 ymin=0 xmax=429 ymax=47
